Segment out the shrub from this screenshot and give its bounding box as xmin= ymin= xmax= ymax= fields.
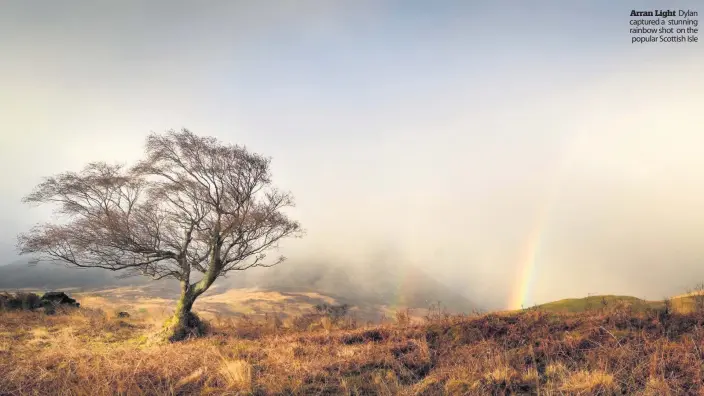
xmin=313 ymin=303 xmax=350 ymax=323
xmin=0 ymin=292 xmax=43 ymax=311
xmin=690 ymin=283 xmax=704 ymax=313
xmin=290 ymin=312 xmax=323 ymax=332
xmin=395 ymin=308 xmax=412 ymax=326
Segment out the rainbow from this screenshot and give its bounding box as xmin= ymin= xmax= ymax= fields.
xmin=508 ymin=133 xmax=581 ymax=310
xmin=391 ymin=268 xmax=410 ymax=311
xmin=508 ymin=196 xmax=553 ymax=310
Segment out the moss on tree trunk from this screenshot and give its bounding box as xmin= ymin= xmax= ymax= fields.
xmin=163 ymin=285 xmax=206 ymax=342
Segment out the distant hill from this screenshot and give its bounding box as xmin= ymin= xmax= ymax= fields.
xmin=534 ymin=295 xmax=657 ymax=313
xmin=533 ymin=294 xmax=703 ymax=314
xmin=224 ymin=259 xmax=476 ymax=313
xmin=0 ymin=259 xmax=158 ymax=291
xmin=0 ymin=258 xmax=477 ymax=315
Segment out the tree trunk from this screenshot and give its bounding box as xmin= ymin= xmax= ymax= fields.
xmin=164 ymin=282 xmax=205 ymax=342
xmin=164 ymin=254 xmax=220 ymax=342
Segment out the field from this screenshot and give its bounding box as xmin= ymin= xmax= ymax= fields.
xmin=2 ymin=294 xmax=704 ymax=395
xmin=70 ymin=286 xmax=341 ymax=322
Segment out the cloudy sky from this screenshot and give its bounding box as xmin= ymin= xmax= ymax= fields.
xmin=1 ymin=1 xmax=702 ymax=309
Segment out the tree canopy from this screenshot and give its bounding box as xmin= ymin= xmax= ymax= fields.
xmin=18 ymin=129 xmax=302 ymax=339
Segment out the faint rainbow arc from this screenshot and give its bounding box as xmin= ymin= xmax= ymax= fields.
xmin=508 ymin=132 xmax=582 ymax=311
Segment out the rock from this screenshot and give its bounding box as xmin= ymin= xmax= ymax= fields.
xmin=117 ymin=311 xmax=130 ymax=318
xmin=0 ymin=292 xmax=44 ymax=310
xmin=40 ymin=291 xmax=80 ymax=308
xmin=118 ymin=320 xmax=134 ymax=328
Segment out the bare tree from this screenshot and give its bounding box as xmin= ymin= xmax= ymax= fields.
xmin=18 ymin=129 xmax=302 ymax=341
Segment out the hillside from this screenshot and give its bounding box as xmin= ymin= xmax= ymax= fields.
xmin=534 ymin=295 xmax=658 ymax=313
xmin=0 ymin=260 xmax=157 ymax=290
xmin=237 ymin=260 xmax=475 ymax=314
xmin=0 ymin=258 xmax=477 ymax=321
xmin=2 ymin=299 xmax=704 ymax=394
xmin=533 ymin=294 xmax=703 ymax=315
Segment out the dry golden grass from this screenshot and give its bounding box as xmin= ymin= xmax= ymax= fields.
xmin=2 ymin=302 xmax=704 ymax=395
xmin=219 ymin=359 xmax=253 ymax=391
xmin=70 ymin=286 xmax=360 ymax=325
xmin=560 ymin=370 xmax=616 ymax=394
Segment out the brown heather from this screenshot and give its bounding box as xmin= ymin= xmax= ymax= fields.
xmin=1 ymin=304 xmax=704 ymax=395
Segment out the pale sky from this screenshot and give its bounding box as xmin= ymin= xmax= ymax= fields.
xmin=1 ymin=1 xmax=703 ymax=309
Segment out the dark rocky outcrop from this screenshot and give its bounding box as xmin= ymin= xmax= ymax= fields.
xmin=40 ymin=291 xmax=80 ymax=308
xmin=0 ymin=291 xmax=80 ymax=313
xmin=0 ymin=292 xmax=42 ymax=310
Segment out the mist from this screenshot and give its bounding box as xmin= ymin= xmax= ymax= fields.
xmin=1 ymin=1 xmax=703 ymax=311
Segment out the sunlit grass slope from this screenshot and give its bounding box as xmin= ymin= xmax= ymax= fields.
xmin=535 ymin=293 xmax=704 ymax=314
xmin=2 ymin=296 xmax=704 ymax=395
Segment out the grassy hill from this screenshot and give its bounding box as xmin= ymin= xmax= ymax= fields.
xmin=534 ymin=295 xmax=659 ymax=313
xmin=2 ymin=297 xmax=704 ymax=394
xmin=5 ymin=260 xmax=703 ymax=393
xmin=68 ymin=285 xmax=365 ymax=323
xmin=228 ymin=259 xmax=477 ymax=314
xmin=0 ymin=258 xmax=477 ymax=322
xmin=532 ymin=294 xmax=704 ymax=315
